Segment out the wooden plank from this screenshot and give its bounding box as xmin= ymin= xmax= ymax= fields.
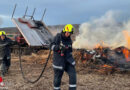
xmin=12 ymin=18 xmax=53 ymax=46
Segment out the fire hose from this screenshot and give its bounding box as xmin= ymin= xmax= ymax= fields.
xmin=18 ymin=45 xmax=52 ymax=84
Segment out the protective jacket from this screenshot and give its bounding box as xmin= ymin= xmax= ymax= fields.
xmin=0 ymin=37 xmax=14 ymax=60
xmin=51 ymin=33 xmax=75 ymax=70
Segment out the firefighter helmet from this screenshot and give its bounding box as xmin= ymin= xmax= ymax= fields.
xmin=62 ymin=24 xmax=74 ymax=34
xmin=0 ymin=31 xmax=1 ymax=36
xmin=0 ymin=31 xmax=6 ymax=36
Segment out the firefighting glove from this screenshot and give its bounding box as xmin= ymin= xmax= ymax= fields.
xmin=60 ymin=45 xmax=66 ymax=52
xmin=59 ymin=45 xmax=66 ymax=56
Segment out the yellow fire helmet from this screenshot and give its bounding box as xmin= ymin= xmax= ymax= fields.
xmin=0 ymin=31 xmax=1 ymax=36
xmin=0 ymin=31 xmax=6 ymax=36
xmin=62 ymin=24 xmax=75 ymax=34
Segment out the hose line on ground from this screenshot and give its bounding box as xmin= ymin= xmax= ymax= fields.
xmin=19 ymin=46 xmax=52 ymax=84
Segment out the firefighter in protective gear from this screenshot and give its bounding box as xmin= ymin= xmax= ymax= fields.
xmin=51 ymin=24 xmax=77 ymax=90
xmin=0 ymin=31 xmax=16 ymax=76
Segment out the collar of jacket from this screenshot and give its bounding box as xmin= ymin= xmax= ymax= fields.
xmin=61 ymin=32 xmax=71 ymax=40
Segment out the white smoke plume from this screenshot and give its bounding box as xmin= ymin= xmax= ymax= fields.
xmin=73 ymin=11 xmax=130 ymax=50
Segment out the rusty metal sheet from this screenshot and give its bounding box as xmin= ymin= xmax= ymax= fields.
xmin=12 ymin=18 xmax=53 ymax=47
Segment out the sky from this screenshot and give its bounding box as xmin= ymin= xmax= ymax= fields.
xmin=0 ymin=0 xmax=130 ymax=27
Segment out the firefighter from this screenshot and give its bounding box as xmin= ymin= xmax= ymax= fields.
xmin=0 ymin=31 xmax=15 ymax=76
xmin=51 ymin=24 xmax=77 ymax=90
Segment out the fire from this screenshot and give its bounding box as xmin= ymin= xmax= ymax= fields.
xmin=95 ymin=43 xmax=103 ymax=51
xmin=102 ymin=64 xmax=113 ymax=69
xmin=95 ymin=41 xmax=108 ymax=49
xmin=97 ymin=64 xmax=114 ymax=74
xmin=122 ymin=30 xmax=130 ymax=61
xmin=122 ymin=48 xmax=130 ymax=62
xmin=95 ymin=43 xmax=101 ymax=48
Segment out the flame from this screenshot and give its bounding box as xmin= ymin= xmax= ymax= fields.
xmin=122 ymin=48 xmax=130 ymax=62
xmin=102 ymin=64 xmax=113 ymax=68
xmin=95 ymin=41 xmax=107 ymax=49
xmin=95 ymin=43 xmax=103 ymax=50
xmin=98 ymin=64 xmax=114 ymax=74
xmin=122 ymin=30 xmax=130 ymax=61
xmin=95 ymin=43 xmax=101 ymax=48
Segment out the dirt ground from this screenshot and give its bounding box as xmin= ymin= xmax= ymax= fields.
xmin=1 ymin=50 xmax=130 ymax=90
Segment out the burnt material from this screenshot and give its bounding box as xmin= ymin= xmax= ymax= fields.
xmin=77 ymin=46 xmax=130 ymax=72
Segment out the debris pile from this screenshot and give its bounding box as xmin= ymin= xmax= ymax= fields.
xmin=73 ymin=46 xmax=130 ymax=74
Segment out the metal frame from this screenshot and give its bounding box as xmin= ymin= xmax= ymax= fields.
xmin=11 ymin=4 xmax=46 ymax=21
xmin=23 ymin=6 xmax=28 ymax=18
xmin=41 ymin=8 xmax=46 ymax=21
xmin=11 ymin=4 xmax=17 ymax=19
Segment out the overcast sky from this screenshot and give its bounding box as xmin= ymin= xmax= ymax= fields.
xmin=0 ymin=0 xmax=130 ymax=27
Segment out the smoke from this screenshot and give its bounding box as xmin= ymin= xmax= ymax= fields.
xmin=73 ymin=11 xmax=130 ymax=50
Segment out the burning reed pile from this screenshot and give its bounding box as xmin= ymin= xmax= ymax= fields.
xmin=73 ymin=46 xmax=130 ymax=74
